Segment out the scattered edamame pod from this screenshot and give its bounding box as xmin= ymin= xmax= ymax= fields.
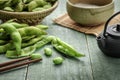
xmin=44 ymin=48 xmax=52 ymax=56
xmin=53 ymin=57 xmax=64 ymax=65
xmin=52 ymin=37 xmax=85 ymax=58
xmin=30 ymin=53 xmax=42 ymax=60
xmin=35 ymin=36 xmax=54 ymax=49
xmin=22 ymin=36 xmax=45 ymax=48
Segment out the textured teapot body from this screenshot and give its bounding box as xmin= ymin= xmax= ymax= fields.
xmin=96 ymin=11 xmax=120 ymax=58
xmin=97 ymin=33 xmax=120 ymax=57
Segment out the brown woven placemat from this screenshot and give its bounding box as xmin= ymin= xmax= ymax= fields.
xmin=53 ymin=13 xmax=120 ymax=36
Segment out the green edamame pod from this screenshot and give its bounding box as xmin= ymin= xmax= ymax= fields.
xmin=52 ymin=37 xmax=85 ymax=58
xmin=5 ymin=45 xmax=36 ymax=58
xmin=35 ymin=25 xmax=48 ymax=30
xmin=5 ymin=19 xmax=16 ymax=23
xmin=15 ymin=2 xmax=24 ymax=12
xmin=22 ymin=35 xmax=36 ymax=42
xmin=30 ymin=53 xmax=42 ymax=60
xmin=35 ymin=36 xmax=54 ymax=49
xmin=10 ymin=22 xmax=29 ymax=28
xmin=23 ymin=0 xmax=32 ymax=3
xmin=0 ymin=23 xmax=22 ymax=55
xmin=4 ymin=0 xmax=12 ymax=7
xmin=44 ymin=48 xmax=52 ymax=56
xmin=28 ymin=1 xmax=38 ymax=11
xmin=0 ymin=43 xmax=12 ymax=54
xmin=22 ymin=36 xmax=45 ymax=48
xmin=32 ymin=7 xmax=45 ymax=12
xmin=11 ymin=0 xmax=21 ymax=6
xmin=0 ymin=40 xmax=8 ymax=45
xmin=0 ymin=32 xmax=10 ymax=40
xmin=53 ymin=57 xmax=64 ymax=65
xmin=18 ymin=27 xmax=47 ymax=37
xmin=3 ymin=7 xmax=14 ymax=12
xmin=0 ymin=0 xmax=7 ymax=4
xmin=35 ymin=0 xmax=47 ymax=6
xmin=43 ymin=4 xmax=52 ymax=9
xmin=0 ymin=0 xmax=7 ymax=9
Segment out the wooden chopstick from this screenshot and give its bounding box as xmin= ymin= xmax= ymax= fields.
xmin=0 ymin=56 xmax=30 ymax=67
xmin=0 ymin=57 xmax=42 ymax=72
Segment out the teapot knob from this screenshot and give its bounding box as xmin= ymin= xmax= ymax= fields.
xmin=116 ymin=24 xmax=120 ymax=32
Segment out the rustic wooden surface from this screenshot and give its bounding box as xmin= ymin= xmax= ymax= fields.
xmin=0 ymin=0 xmax=120 ymax=80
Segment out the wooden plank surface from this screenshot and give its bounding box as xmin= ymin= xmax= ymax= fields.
xmin=0 ymin=54 xmax=27 ymax=80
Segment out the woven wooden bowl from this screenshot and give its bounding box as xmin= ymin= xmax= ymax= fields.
xmin=0 ymin=1 xmax=58 ymax=25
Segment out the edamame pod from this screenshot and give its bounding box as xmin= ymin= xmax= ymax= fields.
xmin=0 ymin=40 xmax=8 ymax=45
xmin=35 ymin=0 xmax=47 ymax=7
xmin=4 ymin=7 xmax=14 ymax=12
xmin=52 ymin=37 xmax=85 ymax=58
xmin=15 ymin=2 xmax=24 ymax=12
xmin=35 ymin=36 xmax=54 ymax=49
xmin=28 ymin=1 xmax=38 ymax=11
xmin=32 ymin=7 xmax=45 ymax=12
xmin=22 ymin=36 xmax=45 ymax=48
xmin=18 ymin=27 xmax=47 ymax=37
xmin=10 ymin=22 xmax=29 ymax=28
xmin=35 ymin=25 xmax=48 ymax=30
xmin=0 ymin=23 xmax=22 ymax=55
xmin=0 ymin=43 xmax=12 ymax=53
xmin=6 ymin=45 xmax=36 ymax=58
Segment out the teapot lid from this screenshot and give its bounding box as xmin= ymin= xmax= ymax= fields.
xmin=107 ymin=24 xmax=120 ymax=37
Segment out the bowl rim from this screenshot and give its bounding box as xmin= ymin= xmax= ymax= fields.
xmin=67 ymin=0 xmax=114 ymax=9
xmin=0 ymin=1 xmax=59 ymax=15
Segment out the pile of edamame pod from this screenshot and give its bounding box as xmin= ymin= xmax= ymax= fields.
xmin=0 ymin=20 xmax=85 ymax=64
xmin=0 ymin=0 xmax=57 ymax=12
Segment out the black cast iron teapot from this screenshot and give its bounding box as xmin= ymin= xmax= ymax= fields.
xmin=97 ymin=11 xmax=120 ymax=58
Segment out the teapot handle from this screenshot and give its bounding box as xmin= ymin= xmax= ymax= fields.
xmin=103 ymin=11 xmax=120 ymax=37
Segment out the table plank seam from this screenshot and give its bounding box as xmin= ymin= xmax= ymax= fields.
xmin=85 ymin=35 xmax=95 ymax=80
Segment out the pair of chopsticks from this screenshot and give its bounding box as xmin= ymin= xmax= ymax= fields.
xmin=0 ymin=56 xmax=42 ymax=73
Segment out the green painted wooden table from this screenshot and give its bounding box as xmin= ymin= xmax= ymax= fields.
xmin=0 ymin=0 xmax=120 ymax=80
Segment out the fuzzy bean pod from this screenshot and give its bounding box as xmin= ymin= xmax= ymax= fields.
xmin=0 ymin=23 xmax=22 ymax=55
xmin=18 ymin=27 xmax=47 ymax=37
xmin=3 ymin=7 xmax=14 ymax=12
xmin=52 ymin=37 xmax=85 ymax=58
xmin=35 ymin=25 xmax=48 ymax=30
xmin=15 ymin=2 xmax=24 ymax=12
xmin=5 ymin=45 xmax=36 ymax=58
xmin=0 ymin=43 xmax=12 ymax=53
xmin=35 ymin=36 xmax=54 ymax=49
xmin=0 ymin=40 xmax=8 ymax=45
xmin=22 ymin=36 xmax=45 ymax=48
xmin=10 ymin=22 xmax=29 ymax=28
